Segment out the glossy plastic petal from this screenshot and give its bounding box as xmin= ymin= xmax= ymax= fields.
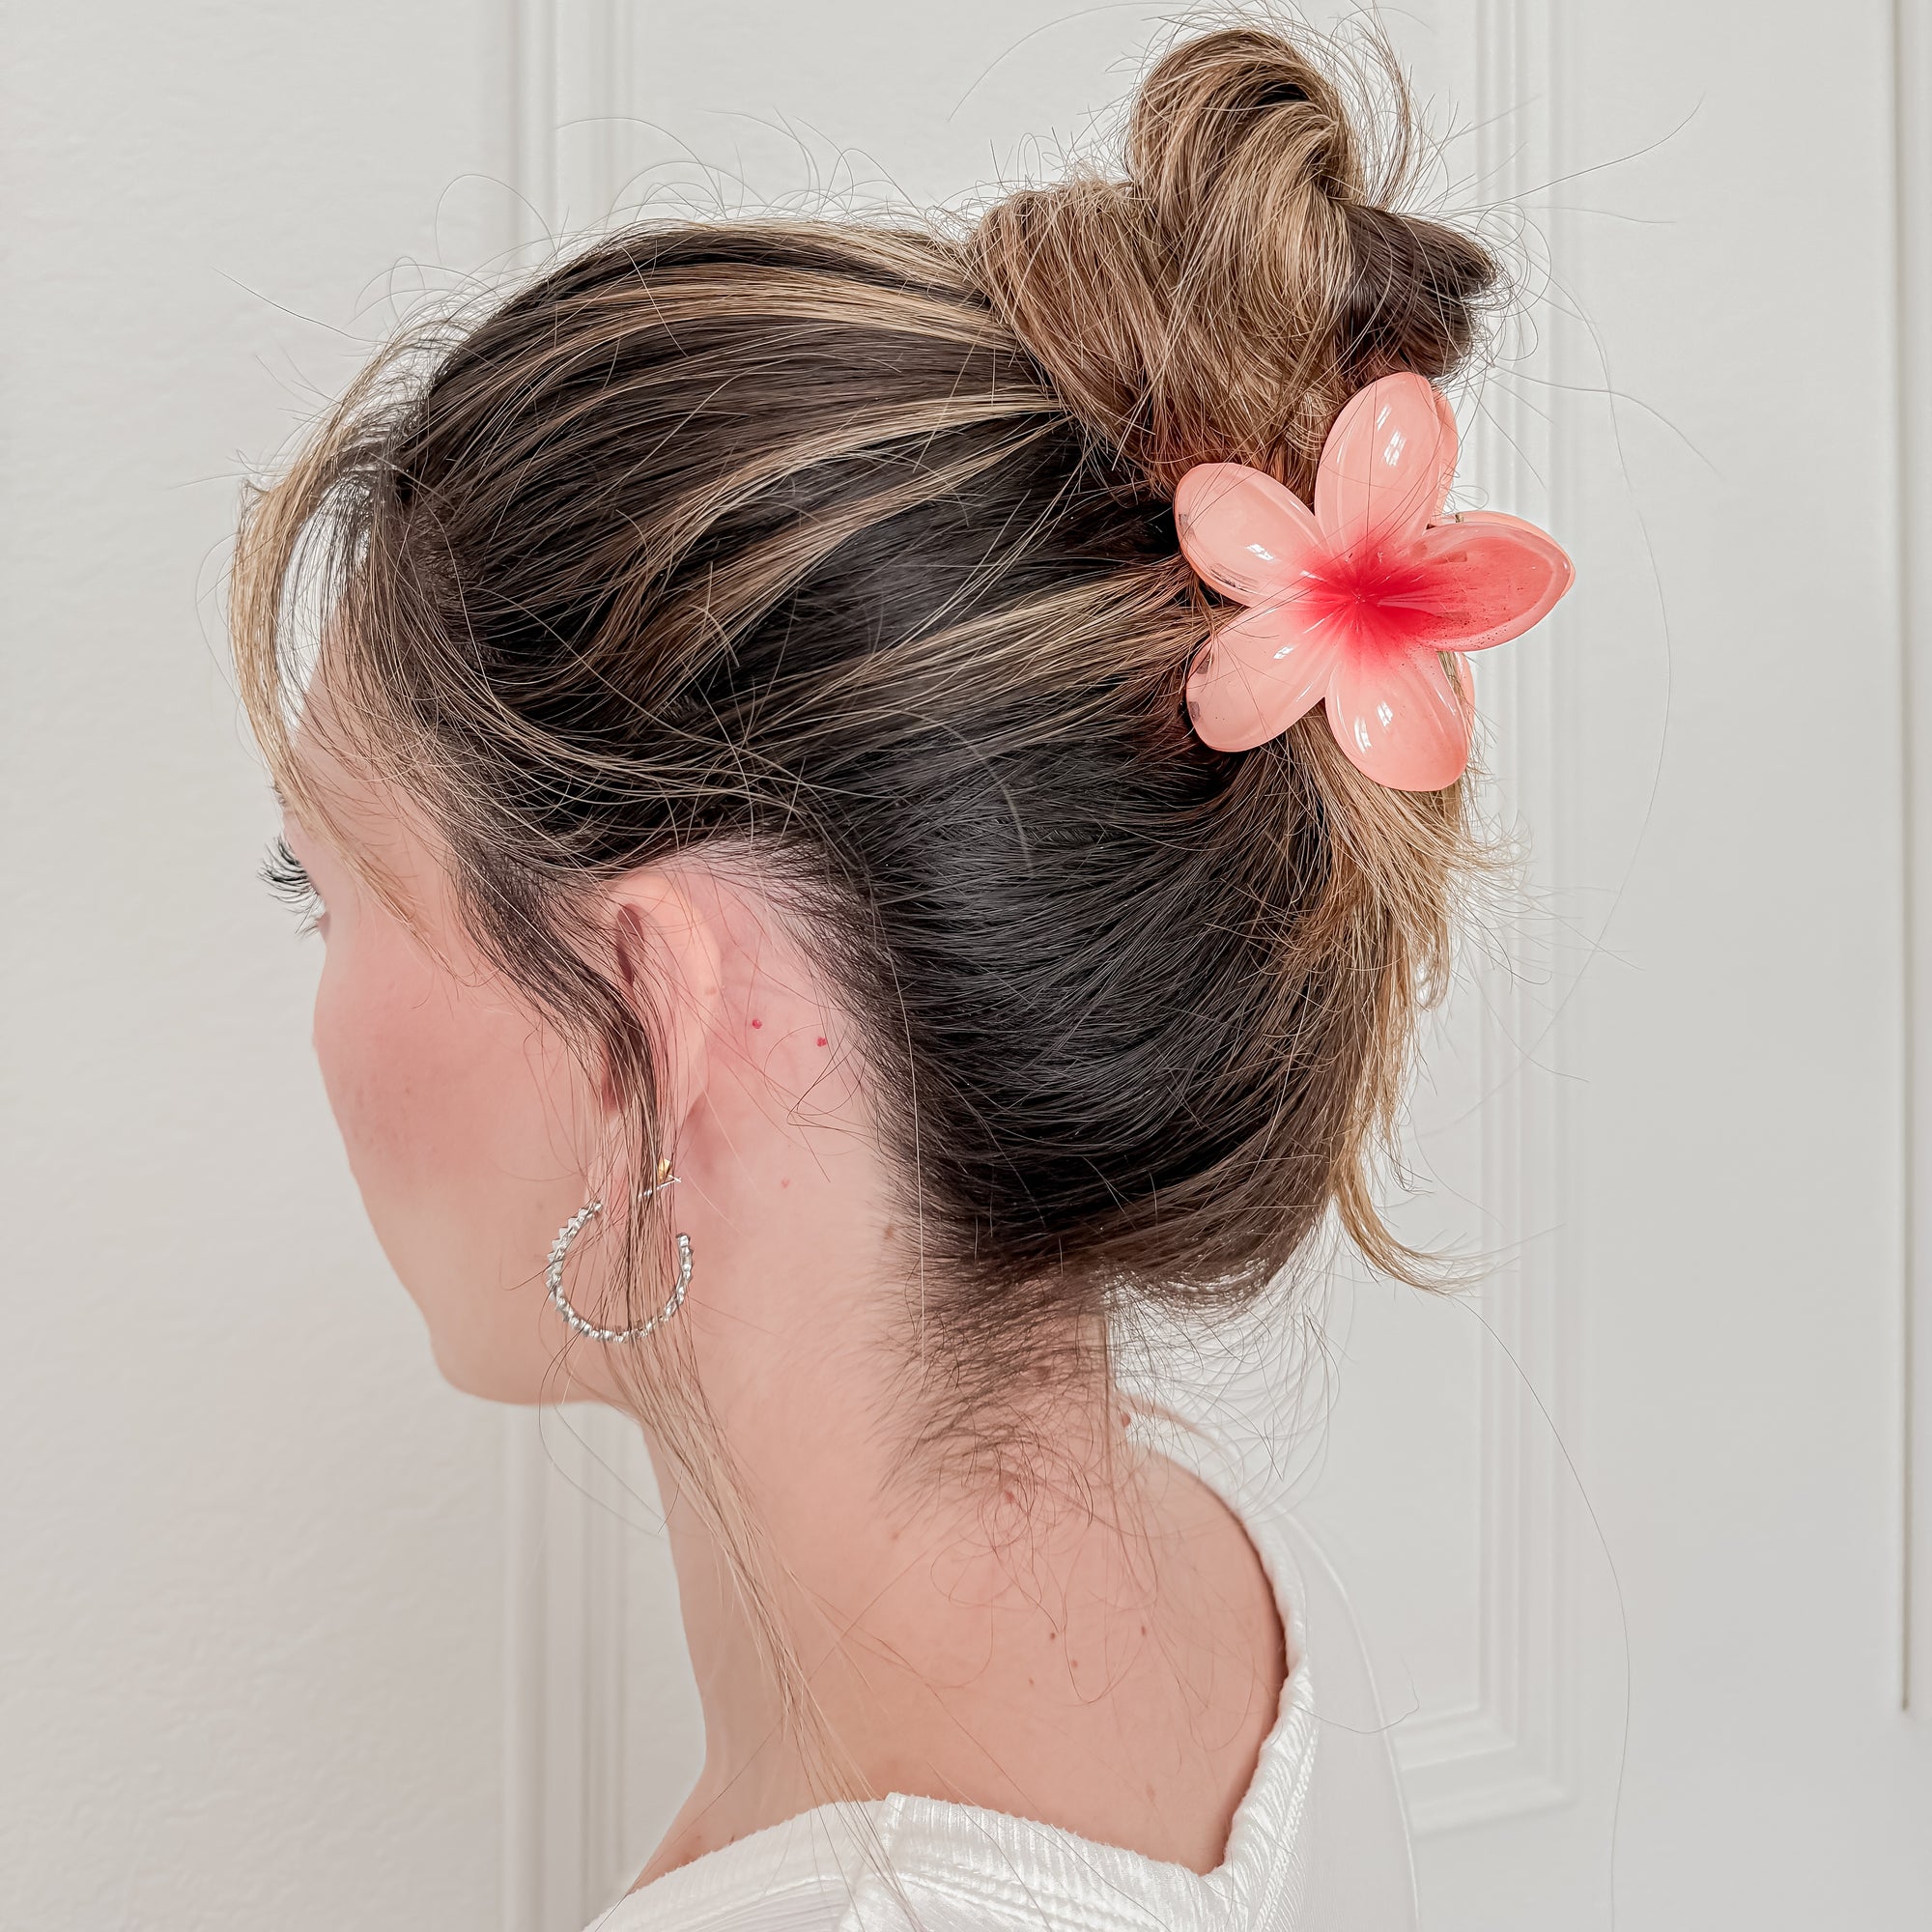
xmin=1402 ymin=512 xmax=1575 ymax=651
xmin=1313 ymin=373 xmax=1459 ymax=558
xmin=1324 ymin=642 xmax=1472 ymax=791
xmin=1186 ymin=599 xmax=1343 ymax=752
xmin=1175 ymin=463 xmax=1325 ymax=607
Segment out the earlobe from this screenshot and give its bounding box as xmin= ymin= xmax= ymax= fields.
xmin=604 ymin=872 xmax=723 ymax=1136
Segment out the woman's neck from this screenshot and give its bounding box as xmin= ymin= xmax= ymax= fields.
xmin=632 ymin=1305 xmax=1283 ymax=1887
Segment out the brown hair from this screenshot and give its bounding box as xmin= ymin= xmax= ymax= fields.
xmin=234 ymin=16 xmax=1496 ymax=1790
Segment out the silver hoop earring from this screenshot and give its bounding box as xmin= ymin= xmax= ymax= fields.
xmin=546 ymin=1164 xmax=692 ymax=1345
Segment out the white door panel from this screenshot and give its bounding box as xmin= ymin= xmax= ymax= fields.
xmin=508 ymin=5 xmax=1931 ymax=1929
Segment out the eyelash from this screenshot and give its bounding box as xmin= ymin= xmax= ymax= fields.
xmin=261 ymin=837 xmax=323 ymax=934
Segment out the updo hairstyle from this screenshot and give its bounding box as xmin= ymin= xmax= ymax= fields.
xmin=235 ymin=25 xmax=1497 ymax=1450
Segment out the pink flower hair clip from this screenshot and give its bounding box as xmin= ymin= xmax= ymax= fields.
xmin=1176 ymin=372 xmax=1574 ymax=791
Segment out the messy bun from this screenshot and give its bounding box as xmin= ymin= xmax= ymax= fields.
xmin=974 ymin=28 xmax=1496 ymax=493
xmin=234 ymin=25 xmax=1495 ymax=1451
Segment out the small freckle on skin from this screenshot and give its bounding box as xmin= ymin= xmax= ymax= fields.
xmin=1047 ymin=1631 xmax=1057 ymax=1643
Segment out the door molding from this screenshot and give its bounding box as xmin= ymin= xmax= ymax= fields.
xmin=500 ymin=17 xmax=649 ymax=1927
xmin=1895 ymin=0 xmax=1932 ymax=1720
xmin=503 ymin=1404 xmax=640 ymax=1932
xmin=506 ymin=0 xmax=637 ymax=258
xmin=1393 ymin=0 xmax=1578 ymax=1833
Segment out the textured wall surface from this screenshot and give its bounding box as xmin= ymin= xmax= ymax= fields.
xmin=0 ymin=6 xmax=507 ymax=1926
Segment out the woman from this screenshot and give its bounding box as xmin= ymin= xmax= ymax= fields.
xmin=236 ymin=24 xmax=1566 ymax=1929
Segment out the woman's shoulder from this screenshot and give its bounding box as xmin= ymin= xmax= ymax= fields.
xmin=587 ymin=1803 xmax=874 ymax=1932
xmin=1132 ymin=1405 xmax=1420 ymax=1931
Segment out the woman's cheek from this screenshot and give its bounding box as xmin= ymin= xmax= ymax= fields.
xmin=311 ymin=917 xmax=459 ymax=1202
xmin=302 ymin=883 xmax=601 ymax=1401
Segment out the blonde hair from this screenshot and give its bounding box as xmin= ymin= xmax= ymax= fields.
xmin=234 ymin=20 xmax=1498 ymax=1819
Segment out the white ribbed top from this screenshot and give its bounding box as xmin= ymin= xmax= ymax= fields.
xmin=586 ymin=1416 xmax=1414 ymax=1932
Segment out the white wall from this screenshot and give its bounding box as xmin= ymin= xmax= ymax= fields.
xmin=0 ymin=7 xmax=507 ymax=1926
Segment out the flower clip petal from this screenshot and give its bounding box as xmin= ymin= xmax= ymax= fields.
xmin=1186 ymin=600 xmax=1343 ymax=753
xmin=1326 ymin=642 xmax=1472 ymax=792
xmin=1314 ymin=373 xmax=1459 ymax=557
xmin=1175 ymin=464 xmax=1324 ymax=606
xmin=1404 ymin=512 xmax=1576 ymax=652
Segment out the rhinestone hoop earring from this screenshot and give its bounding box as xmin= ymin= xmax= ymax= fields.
xmin=546 ymin=1162 xmax=692 ymax=1345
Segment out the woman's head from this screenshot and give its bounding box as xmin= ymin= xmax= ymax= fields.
xmin=237 ymin=26 xmax=1495 ymax=1437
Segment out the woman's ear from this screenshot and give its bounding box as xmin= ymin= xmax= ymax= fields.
xmin=602 ymin=868 xmax=724 ymax=1136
